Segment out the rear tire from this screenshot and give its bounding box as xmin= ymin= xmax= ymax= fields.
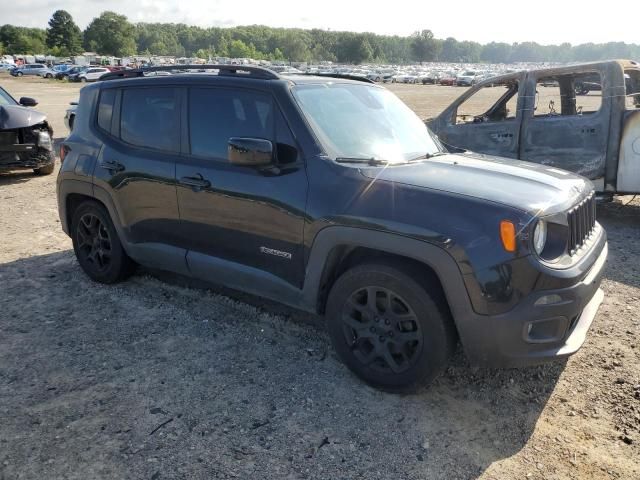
xmin=325 ymin=262 xmax=456 ymax=392
xmin=71 ymin=201 xmax=135 ymax=284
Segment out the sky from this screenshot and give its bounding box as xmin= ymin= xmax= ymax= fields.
xmin=4 ymin=0 xmax=636 ymax=45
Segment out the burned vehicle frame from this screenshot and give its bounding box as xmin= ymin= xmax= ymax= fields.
xmin=429 ymin=60 xmax=640 ymax=195
xmin=0 ymin=86 xmax=55 ymax=175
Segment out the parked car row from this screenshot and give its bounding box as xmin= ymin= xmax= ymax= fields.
xmin=300 ymin=64 xmax=505 ymax=86
xmin=6 ymin=64 xmax=128 ymax=82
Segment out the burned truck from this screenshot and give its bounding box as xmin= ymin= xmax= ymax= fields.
xmin=428 ymin=60 xmax=640 ymax=195
xmin=0 ymin=86 xmax=55 ymax=175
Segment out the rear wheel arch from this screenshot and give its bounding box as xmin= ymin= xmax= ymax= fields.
xmin=61 ymin=184 xmax=130 ymax=253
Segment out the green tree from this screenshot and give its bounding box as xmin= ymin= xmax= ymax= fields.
xmin=279 ymin=30 xmax=310 ymax=62
xmin=228 ymin=39 xmax=258 ymax=59
xmin=336 ymin=34 xmax=372 ymax=64
xmin=46 ymin=10 xmax=82 ymax=55
xmin=480 ymin=42 xmax=512 ymax=63
xmin=83 ymin=11 xmax=137 ymax=56
xmin=410 ymin=29 xmax=438 ymax=62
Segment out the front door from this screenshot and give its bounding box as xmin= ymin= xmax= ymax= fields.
xmin=175 ymin=86 xmax=308 ymax=288
xmin=430 ymin=76 xmax=524 ymax=159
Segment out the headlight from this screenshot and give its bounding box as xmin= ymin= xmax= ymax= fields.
xmin=37 ymin=130 xmax=52 ymax=150
xmin=533 ymin=220 xmax=547 ymax=255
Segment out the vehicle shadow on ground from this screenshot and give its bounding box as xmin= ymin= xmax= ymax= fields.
xmin=0 ymin=170 xmax=40 ymax=186
xmin=0 ymin=250 xmax=563 ymax=479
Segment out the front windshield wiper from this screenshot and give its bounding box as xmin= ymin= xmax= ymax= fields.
xmin=408 ymin=151 xmax=449 ymax=162
xmin=335 ymin=157 xmax=391 ymax=166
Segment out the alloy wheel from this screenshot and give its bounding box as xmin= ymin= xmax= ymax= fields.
xmin=340 ymin=286 xmax=423 ymax=374
xmin=76 ymin=213 xmax=112 ymax=273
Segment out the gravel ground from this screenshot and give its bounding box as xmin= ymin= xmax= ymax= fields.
xmin=0 ymin=74 xmax=638 ymax=480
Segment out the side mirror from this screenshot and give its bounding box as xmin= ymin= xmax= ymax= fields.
xmin=228 ymin=137 xmax=273 ymax=167
xmin=19 ymin=97 xmax=38 ymax=107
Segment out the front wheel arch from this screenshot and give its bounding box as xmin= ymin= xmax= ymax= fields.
xmin=301 ymin=227 xmax=473 ymax=327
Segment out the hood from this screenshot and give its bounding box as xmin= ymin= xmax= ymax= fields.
xmin=361 ymin=152 xmax=592 ymax=216
xmin=0 ymin=104 xmax=47 ymax=130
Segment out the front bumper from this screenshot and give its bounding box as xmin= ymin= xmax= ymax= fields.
xmin=461 ymin=241 xmax=608 ymax=368
xmin=0 ymin=144 xmax=54 ymax=170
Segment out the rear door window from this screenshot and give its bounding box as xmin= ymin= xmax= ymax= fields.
xmin=120 ymin=87 xmax=180 ymax=152
xmin=535 ymin=72 xmax=602 ymax=116
xmin=188 ymin=88 xmax=273 ymax=161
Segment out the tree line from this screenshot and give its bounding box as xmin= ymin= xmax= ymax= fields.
xmin=1 ymin=10 xmax=640 ymax=65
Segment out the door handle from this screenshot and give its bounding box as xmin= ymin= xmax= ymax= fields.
xmin=179 ymin=174 xmax=211 ymax=191
xmin=99 ymin=160 xmax=125 ymax=173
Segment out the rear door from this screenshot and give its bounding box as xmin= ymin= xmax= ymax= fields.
xmin=92 ymin=85 xmax=186 ymax=270
xmin=519 ymin=69 xmax=610 ymax=181
xmin=175 ymin=85 xmax=308 ymax=288
xmin=430 ymin=76 xmax=524 ymax=159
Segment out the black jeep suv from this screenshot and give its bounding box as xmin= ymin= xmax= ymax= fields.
xmin=56 ymin=65 xmax=608 ymax=391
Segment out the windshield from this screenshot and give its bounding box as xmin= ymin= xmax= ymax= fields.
xmin=0 ymin=87 xmax=17 ymax=106
xmin=292 ymin=83 xmax=441 ymax=163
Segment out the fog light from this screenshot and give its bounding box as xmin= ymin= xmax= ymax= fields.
xmin=524 ymin=317 xmax=568 ymax=343
xmin=37 ymin=131 xmax=52 ymax=150
xmin=534 ymin=294 xmax=563 ymax=306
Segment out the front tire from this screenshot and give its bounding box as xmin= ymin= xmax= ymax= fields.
xmin=71 ymin=201 xmax=135 ymax=284
xmin=80 ymin=77 xmax=87 ymax=83
xmin=326 ymin=262 xmax=456 ymax=392
xmin=33 ymin=161 xmax=55 ymax=175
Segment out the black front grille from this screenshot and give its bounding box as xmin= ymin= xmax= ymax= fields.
xmin=567 ymin=193 xmax=596 ymax=255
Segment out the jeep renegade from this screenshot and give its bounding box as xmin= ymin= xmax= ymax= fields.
xmin=56 ymin=65 xmax=608 ymax=391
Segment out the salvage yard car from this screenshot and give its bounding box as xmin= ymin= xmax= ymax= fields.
xmin=9 ymin=64 xmax=50 ymax=77
xmin=0 ymin=86 xmax=55 ymax=175
xmin=70 ymin=67 xmax=111 ymax=83
xmin=429 ymin=60 xmax=640 ymax=195
xmin=57 ymin=65 xmax=607 ymax=391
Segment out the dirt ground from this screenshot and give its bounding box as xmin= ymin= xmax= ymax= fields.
xmin=0 ymin=73 xmax=638 ymax=480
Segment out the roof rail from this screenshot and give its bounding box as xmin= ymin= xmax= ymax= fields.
xmin=298 ymin=72 xmax=375 ymax=84
xmin=98 ymin=64 xmax=280 ymax=82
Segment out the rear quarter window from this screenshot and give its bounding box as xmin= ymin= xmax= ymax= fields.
xmin=97 ymin=89 xmax=116 ymax=132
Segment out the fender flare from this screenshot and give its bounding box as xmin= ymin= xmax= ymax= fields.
xmin=57 ymin=179 xmax=132 ymax=256
xmin=301 ymin=226 xmax=476 ymax=327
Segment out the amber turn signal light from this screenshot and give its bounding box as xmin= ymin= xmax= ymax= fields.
xmin=500 ymin=220 xmax=517 ymax=252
